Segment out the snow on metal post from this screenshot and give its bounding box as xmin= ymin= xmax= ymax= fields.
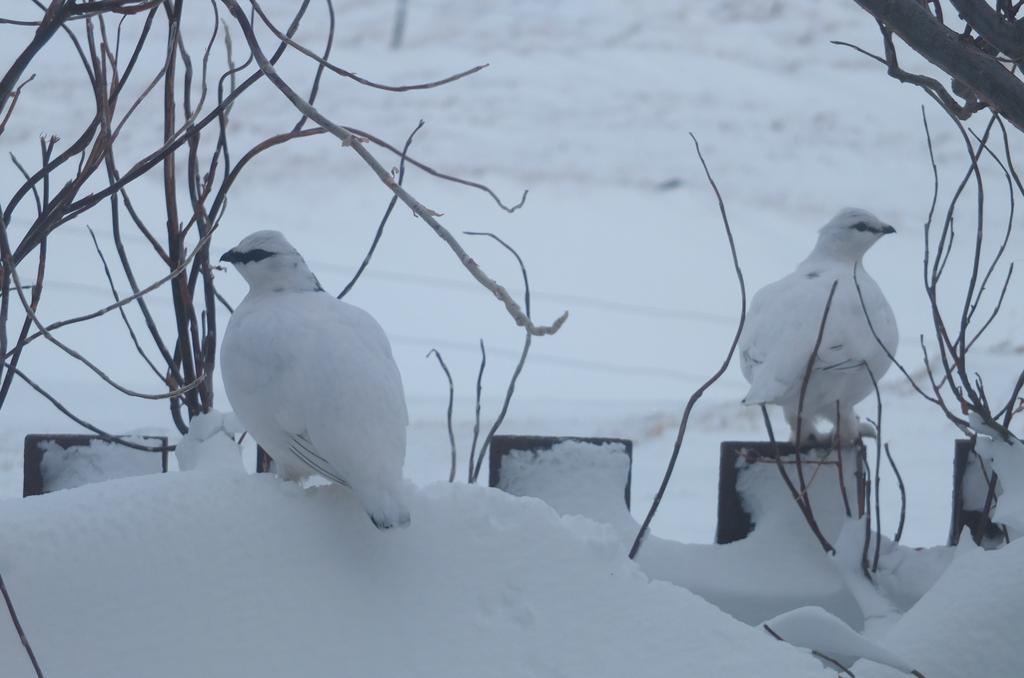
xmin=23 ymin=434 xmax=169 ymax=497
xmin=950 ymin=439 xmax=1007 ymax=547
xmin=716 ymin=441 xmax=863 ymax=545
xmin=489 ymin=435 xmax=633 ymax=509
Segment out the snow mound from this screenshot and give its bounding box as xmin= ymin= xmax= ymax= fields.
xmin=856 ymin=538 xmax=1024 ymax=677
xmin=0 ymin=473 xmax=825 ymax=677
xmin=173 ymin=410 xmax=244 ymax=473
xmin=494 ymin=438 xmax=861 ymax=627
xmin=764 ymin=606 xmax=916 ymax=674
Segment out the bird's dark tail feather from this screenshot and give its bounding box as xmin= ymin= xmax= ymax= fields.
xmin=370 ymin=509 xmax=411 ymax=531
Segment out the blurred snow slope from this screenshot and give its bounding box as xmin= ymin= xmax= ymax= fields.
xmin=0 ymin=472 xmax=827 ymax=678
xmin=0 ymin=1 xmax=1021 ymax=545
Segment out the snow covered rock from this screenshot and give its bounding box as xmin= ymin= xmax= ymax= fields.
xmin=0 ymin=473 xmax=826 ymax=678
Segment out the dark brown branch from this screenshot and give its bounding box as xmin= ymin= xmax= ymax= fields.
xmin=629 ymin=134 xmax=747 ymax=559
xmin=852 ymin=0 xmax=1024 ymax=130
xmin=338 ymin=120 xmax=423 ymax=299
xmin=760 ymin=406 xmax=836 ymax=555
xmin=290 ymin=0 xmax=334 ymax=132
xmin=220 ymin=0 xmax=564 ymax=336
xmin=86 ymin=226 xmax=164 ymax=380
xmin=865 ymin=365 xmax=883 ymax=573
xmin=949 ymin=0 xmax=1024 ymax=59
xmin=0 ymin=231 xmax=46 ymax=409
xmin=253 ymin=123 xmax=529 ymax=213
xmin=468 ymin=339 xmax=486 ymax=482
xmin=0 ymin=571 xmax=43 ymax=678
xmin=0 ymin=0 xmax=65 ymax=109
xmin=762 ymin=624 xmax=855 ymax=677
xmin=9 ymin=0 xmax=311 ymax=264
xmin=789 ymin=280 xmax=841 ymax=531
xmin=835 ymin=401 xmax=853 ymax=518
xmin=0 ymin=73 xmax=35 ymax=137
xmin=8 ymin=227 xmax=220 ymax=358
xmin=426 ymin=349 xmax=457 ymax=483
xmin=249 ymin=0 xmax=488 ymax=93
xmin=884 ymin=443 xmax=907 ymax=543
xmin=466 ymin=231 xmax=533 ymax=484
xmin=6 ymin=362 xmax=171 ymax=451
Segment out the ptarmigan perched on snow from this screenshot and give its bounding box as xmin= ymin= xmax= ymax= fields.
xmin=219 ymin=230 xmax=410 ymax=529
xmin=739 ymin=208 xmax=898 ymax=444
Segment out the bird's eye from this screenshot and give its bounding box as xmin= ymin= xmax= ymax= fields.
xmin=851 ymin=222 xmax=869 ymax=232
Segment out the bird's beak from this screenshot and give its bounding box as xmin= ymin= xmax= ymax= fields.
xmin=881 ymin=224 xmax=896 ymax=235
xmin=220 ymin=249 xmax=239 ymax=263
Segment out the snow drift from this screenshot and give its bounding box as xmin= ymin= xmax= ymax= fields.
xmin=0 ymin=472 xmax=825 ymax=677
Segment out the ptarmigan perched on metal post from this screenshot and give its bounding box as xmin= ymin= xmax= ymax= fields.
xmin=739 ymin=208 xmax=899 ymax=444
xmin=219 ymin=230 xmax=411 ymax=529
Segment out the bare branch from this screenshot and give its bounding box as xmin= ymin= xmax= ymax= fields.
xmin=219 ymin=0 xmax=565 ymax=336
xmin=851 ymin=0 xmax=1024 ymax=129
xmin=466 ymin=231 xmax=534 ymax=483
xmin=760 ymin=406 xmax=836 ymax=555
xmin=249 ymin=0 xmax=488 ymax=93
xmin=468 ymin=339 xmax=486 ymax=482
xmin=884 ymin=443 xmax=907 ymax=543
xmin=338 ymin=119 xmax=423 ymax=299
xmin=426 ymin=349 xmax=457 ymax=483
xmin=630 ymin=134 xmax=747 ymax=559
xmin=0 ymin=73 xmax=35 ymax=137
xmin=0 ymin=571 xmax=43 ymax=678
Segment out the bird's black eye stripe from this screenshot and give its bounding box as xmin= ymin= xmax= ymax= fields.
xmin=850 ymin=221 xmax=880 ymax=234
xmin=222 ymin=248 xmax=275 ymax=264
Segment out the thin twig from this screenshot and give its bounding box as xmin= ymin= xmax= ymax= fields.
xmin=466 ymin=232 xmax=533 ymax=483
xmin=249 ymin=0 xmax=487 ymax=92
xmin=789 ymin=280 xmax=841 ymax=531
xmin=338 ymin=119 xmax=423 ymax=298
xmin=426 ymin=349 xmax=457 ymax=483
xmin=762 ymin=624 xmax=855 ymax=677
xmin=884 ymin=443 xmax=906 ymax=543
xmin=468 ymin=339 xmax=485 ymax=482
xmin=761 ymin=406 xmax=836 ymax=554
xmin=218 ymin=0 xmax=565 ymax=336
xmin=865 ymin=364 xmax=883 ymax=573
xmin=835 ymin=401 xmax=852 ymax=518
xmin=0 ymin=73 xmax=36 ymax=137
xmin=86 ymin=226 xmax=164 ymax=380
xmin=629 ymin=134 xmax=746 ymax=559
xmin=0 ymin=572 xmax=43 ymax=678
xmin=6 ymin=362 xmax=171 ymax=451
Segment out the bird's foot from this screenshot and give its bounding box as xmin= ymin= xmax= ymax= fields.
xmin=857 ymin=420 xmax=878 ymax=439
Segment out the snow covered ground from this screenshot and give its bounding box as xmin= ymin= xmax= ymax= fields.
xmin=0 ymin=471 xmax=833 ymax=677
xmin=1 ymin=1 xmax=1023 ymax=675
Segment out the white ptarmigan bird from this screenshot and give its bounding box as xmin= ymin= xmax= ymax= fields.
xmin=219 ymin=230 xmax=410 ymax=529
xmin=739 ymin=208 xmax=899 ymax=444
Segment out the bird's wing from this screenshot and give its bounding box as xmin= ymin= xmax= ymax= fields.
xmin=222 ymin=292 xmax=407 ymax=486
xmin=286 ymin=432 xmax=349 ymax=486
xmin=284 ymin=294 xmax=408 ymax=484
xmin=740 ymin=272 xmax=860 ymax=405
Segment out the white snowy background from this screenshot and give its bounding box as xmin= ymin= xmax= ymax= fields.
xmin=1 ymin=1 xmax=1022 ymax=676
